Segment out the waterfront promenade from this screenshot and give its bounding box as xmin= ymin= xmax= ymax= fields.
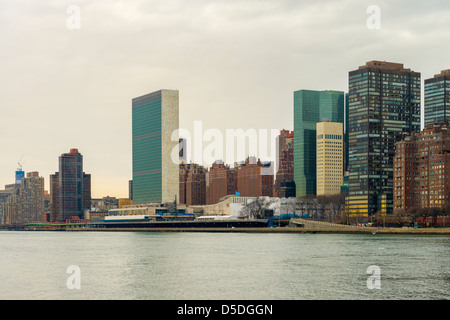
xmin=60 ymin=218 xmax=450 ymax=234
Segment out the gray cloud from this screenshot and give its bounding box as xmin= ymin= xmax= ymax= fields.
xmin=1 ymin=0 xmax=449 ymax=197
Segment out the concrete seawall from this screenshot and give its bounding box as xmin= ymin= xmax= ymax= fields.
xmin=62 ymin=218 xmax=450 ymax=234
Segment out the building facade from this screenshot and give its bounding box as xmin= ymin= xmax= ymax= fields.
xmin=236 ymin=157 xmax=274 ymax=197
xmin=186 ymin=165 xmax=207 ymax=206
xmin=50 ymin=149 xmax=91 ymax=222
xmin=1 ymin=172 xmax=44 ymax=226
xmin=132 ymin=89 xmax=179 ymax=204
xmin=205 ymin=160 xmax=238 ymax=205
xmin=274 ymin=130 xmax=294 ymax=197
xmin=316 ymin=122 xmax=344 ymax=196
xmin=49 ymin=172 xmax=59 ymax=222
xmin=424 ymin=69 xmax=450 ymax=127
xmin=394 ymin=123 xmax=450 ymax=213
xmin=179 ymin=163 xmax=207 ymax=206
xmin=293 ymin=89 xmax=345 ymax=197
xmin=347 ymin=61 xmax=421 ymax=217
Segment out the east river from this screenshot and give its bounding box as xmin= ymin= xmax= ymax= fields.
xmin=0 ymin=231 xmax=448 ymax=300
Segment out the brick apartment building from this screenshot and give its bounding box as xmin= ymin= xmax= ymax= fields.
xmin=236 ymin=157 xmax=274 ymax=198
xmin=205 ymin=161 xmax=237 ymax=205
xmin=394 ymin=122 xmax=450 ymax=214
xmin=179 ymin=163 xmax=207 ymax=205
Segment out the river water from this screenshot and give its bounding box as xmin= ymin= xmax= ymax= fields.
xmin=0 ymin=231 xmax=448 ymax=300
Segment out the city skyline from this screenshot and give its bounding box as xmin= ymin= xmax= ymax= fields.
xmin=1 ymin=1 xmax=450 ymax=198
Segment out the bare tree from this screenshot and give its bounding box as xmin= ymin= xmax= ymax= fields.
xmin=405 ymin=207 xmax=419 ymax=226
xmin=238 ymin=197 xmax=275 ymax=219
xmin=283 ymin=198 xmax=297 ymax=216
xmin=329 ymin=194 xmax=345 ymax=223
xmin=295 ymin=197 xmax=307 ymax=217
xmin=316 ymin=194 xmax=345 ymax=223
xmin=306 ymin=195 xmax=324 ymax=220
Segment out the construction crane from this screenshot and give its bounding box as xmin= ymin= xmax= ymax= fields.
xmin=17 ymin=155 xmax=24 ymax=171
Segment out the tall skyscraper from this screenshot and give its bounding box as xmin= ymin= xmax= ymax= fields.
xmin=316 ymin=122 xmax=343 ymax=196
xmin=50 ymin=149 xmax=91 ymax=222
xmin=83 ymin=173 xmax=91 ymax=212
xmin=274 ymin=129 xmax=294 ymax=197
xmin=347 ymin=61 xmax=421 ymax=217
xmin=132 ymin=89 xmax=179 ymax=204
xmin=15 ymin=169 xmax=24 ymax=185
xmin=344 ymin=92 xmax=350 ymax=173
xmin=293 ymin=89 xmax=345 ymax=197
xmin=424 ymin=69 xmax=450 ymax=127
xmin=49 ymin=172 xmax=59 ymax=222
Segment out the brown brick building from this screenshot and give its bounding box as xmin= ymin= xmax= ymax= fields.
xmin=236 ymin=157 xmax=274 ymax=197
xmin=179 ymin=163 xmax=207 ymax=205
xmin=205 ymin=161 xmax=237 ymax=205
xmin=394 ymin=122 xmax=450 ymax=214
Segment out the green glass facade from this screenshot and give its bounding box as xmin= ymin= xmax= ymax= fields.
xmin=132 ymin=91 xmax=163 ymax=203
xmin=424 ymin=72 xmax=450 ymax=127
xmin=344 ymin=93 xmax=349 ymax=172
xmin=347 ymin=61 xmax=421 ymax=217
xmin=293 ymin=90 xmax=345 ymax=197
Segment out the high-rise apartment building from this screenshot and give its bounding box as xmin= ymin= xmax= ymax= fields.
xmin=179 ymin=163 xmax=189 ymax=205
xmin=1 ymin=171 xmax=44 ymax=226
xmin=424 ymin=69 xmax=450 ymax=127
xmin=293 ymin=90 xmax=345 ymax=197
xmin=179 ymin=163 xmax=207 ymax=205
xmin=49 ymin=172 xmax=59 ymax=222
xmin=186 ymin=165 xmax=206 ymax=206
xmin=394 ymin=122 xmax=450 ymax=213
xmin=205 ymin=160 xmax=238 ymax=205
xmin=132 ymin=89 xmax=179 ymax=204
xmin=274 ymin=130 xmax=294 ymax=197
xmin=50 ymin=149 xmax=91 ymax=222
xmin=236 ymin=157 xmax=274 ymax=197
xmin=347 ymin=61 xmax=421 ymax=217
xmin=83 ymin=173 xmax=91 ymax=212
xmin=316 ymin=122 xmax=344 ymax=196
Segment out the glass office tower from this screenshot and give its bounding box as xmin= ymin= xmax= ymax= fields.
xmin=293 ymin=90 xmax=345 ymax=197
xmin=424 ymin=70 xmax=450 ymax=127
xmin=347 ymin=61 xmax=421 ymax=218
xmin=58 ymin=149 xmax=90 ymax=221
xmin=132 ymin=89 xmax=179 ymax=204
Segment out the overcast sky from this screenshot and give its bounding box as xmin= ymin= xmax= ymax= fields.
xmin=1 ymin=0 xmax=450 ymax=198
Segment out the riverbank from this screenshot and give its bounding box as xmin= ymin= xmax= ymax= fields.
xmin=3 ymin=217 xmax=450 ymax=234
xmin=62 ymin=226 xmax=450 ymax=234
